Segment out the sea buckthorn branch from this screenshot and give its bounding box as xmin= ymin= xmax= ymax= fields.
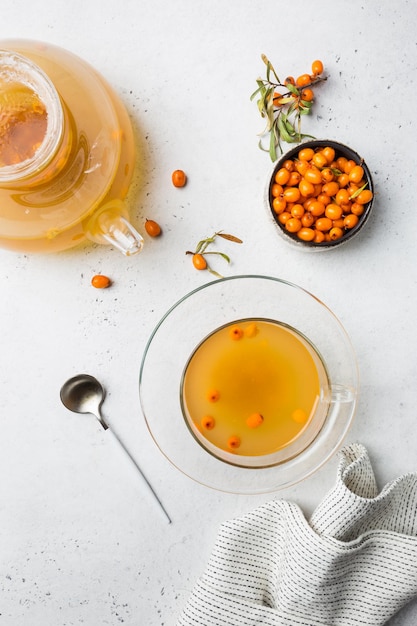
xmin=186 ymin=231 xmax=243 ymax=277
xmin=251 ymin=54 xmax=327 ymax=161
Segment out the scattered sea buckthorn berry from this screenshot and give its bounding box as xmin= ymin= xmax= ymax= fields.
xmin=227 ymin=435 xmax=241 ymax=450
xmin=246 ymin=413 xmax=264 ymax=428
xmin=207 ymin=389 xmax=220 ymax=403
xmin=145 ymin=219 xmax=162 ymax=237
xmin=229 ymin=325 xmax=244 ymax=340
xmin=201 ymin=415 xmax=215 ymax=430
xmin=192 ymin=253 xmax=207 ymax=270
xmin=91 ymin=274 xmax=111 ymax=289
xmin=172 ymin=169 xmax=187 ymax=187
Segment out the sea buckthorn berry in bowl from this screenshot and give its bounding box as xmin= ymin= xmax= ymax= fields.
xmin=267 ymin=140 xmax=374 ymax=249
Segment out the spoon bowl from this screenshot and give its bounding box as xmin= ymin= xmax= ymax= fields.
xmin=60 ymin=373 xmax=108 ymax=429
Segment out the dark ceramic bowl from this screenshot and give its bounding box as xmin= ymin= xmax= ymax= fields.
xmin=267 ymin=140 xmax=374 ymax=249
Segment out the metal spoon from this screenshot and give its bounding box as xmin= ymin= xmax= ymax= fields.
xmin=60 ymin=374 xmax=171 ymax=524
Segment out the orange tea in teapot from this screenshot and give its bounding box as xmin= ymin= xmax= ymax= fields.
xmin=0 ymin=40 xmax=143 ymax=255
xmin=0 ymin=82 xmax=47 ymax=165
xmin=181 ymin=318 xmax=330 ymax=460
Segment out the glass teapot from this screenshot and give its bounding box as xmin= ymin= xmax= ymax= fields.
xmin=0 ymin=40 xmax=144 ymax=255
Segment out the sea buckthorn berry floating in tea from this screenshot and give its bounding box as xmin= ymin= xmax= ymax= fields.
xmin=268 ymin=140 xmax=374 ymax=248
xmin=207 ymin=389 xmax=220 ymax=403
xmin=251 ymin=54 xmax=327 ymax=160
xmin=227 ymin=436 xmax=241 ymax=450
xmin=186 ymin=231 xmax=243 ymax=277
xmin=145 ymin=219 xmax=162 ymax=237
xmin=171 ymin=169 xmax=187 ymax=187
xmin=201 ymin=415 xmax=215 ymax=430
xmin=91 ymin=274 xmax=112 ymax=289
xmin=229 ymin=325 xmax=244 ymax=340
xmin=246 ymin=413 xmax=264 ymax=429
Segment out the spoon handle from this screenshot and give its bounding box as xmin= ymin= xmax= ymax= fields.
xmin=108 ymin=428 xmax=172 ymax=524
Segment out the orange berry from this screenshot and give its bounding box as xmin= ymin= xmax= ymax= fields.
xmin=329 ymin=227 xmax=344 ymax=241
xmin=335 ymin=189 xmax=350 ymax=206
xmin=315 ymin=217 xmax=333 ymax=232
xmin=311 ymin=60 xmax=324 ymax=76
xmin=275 ymin=167 xmax=291 ymax=185
xmin=284 ymin=76 xmax=295 ymax=86
xmin=201 ymin=415 xmax=215 ymax=430
xmin=320 ymin=167 xmax=334 ymax=182
xmin=291 ymin=203 xmax=305 ymax=218
xmin=271 ymin=183 xmax=284 ymax=197
xmin=312 ymin=151 xmax=328 ymax=168
xmin=286 ymin=217 xmax=302 ymax=233
xmin=336 ymin=156 xmax=347 ymax=171
xmin=297 ymin=227 xmax=315 ymax=242
xmin=299 ymin=178 xmax=315 ymax=198
xmin=322 ymin=146 xmax=335 ymax=164
xmin=246 ymin=413 xmax=264 ymax=428
xmin=322 ymin=181 xmax=340 ymax=197
xmin=283 ymin=187 xmax=301 ymax=203
xmin=296 ymin=73 xmax=312 ymax=87
xmin=301 ymin=88 xmax=314 ymax=102
xmin=351 ymin=202 xmax=365 ymax=216
xmin=313 ymin=230 xmax=325 ymax=243
xmin=301 ymin=212 xmax=315 ymax=227
xmin=145 ymin=219 xmax=162 ymax=237
xmin=272 ymin=92 xmax=283 ymax=106
xmin=272 ymin=196 xmax=287 ymax=214
xmin=229 ymin=325 xmax=244 ymax=340
xmin=344 ymin=213 xmax=359 ymax=229
xmin=317 ymin=193 xmax=331 ymax=206
xmin=278 ymin=211 xmax=291 ymax=225
xmin=304 ymin=166 xmax=322 ymax=185
xmin=309 ymin=200 xmax=326 ymax=217
xmin=282 ymin=159 xmax=295 ymax=171
xmin=348 ymin=165 xmax=365 ymax=183
xmin=298 ymin=147 xmax=315 ymax=161
xmin=343 ymin=159 xmax=356 ymax=174
xmin=356 ymin=189 xmax=373 ymax=205
xmin=292 ymin=408 xmax=308 ymax=423
xmin=172 ymin=169 xmax=187 ymax=187
xmin=91 ymin=274 xmax=111 ymax=289
xmin=288 ymin=171 xmax=302 ymax=186
xmin=192 ymin=253 xmax=207 ymax=270
xmin=207 ymin=389 xmax=220 ymax=402
xmin=325 ymin=203 xmax=343 ymax=220
xmin=227 ymin=436 xmax=241 ymax=450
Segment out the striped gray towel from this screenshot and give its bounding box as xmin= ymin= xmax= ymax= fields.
xmin=177 ymin=443 xmax=417 ymax=626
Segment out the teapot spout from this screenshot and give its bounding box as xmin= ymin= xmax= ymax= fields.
xmin=84 ymin=200 xmax=144 ymax=256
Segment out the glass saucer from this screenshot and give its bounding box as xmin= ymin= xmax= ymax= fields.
xmin=139 ymin=275 xmax=358 ymax=494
